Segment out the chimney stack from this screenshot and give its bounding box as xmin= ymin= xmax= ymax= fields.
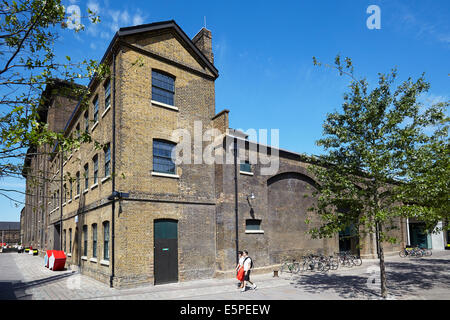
xmin=192 ymin=28 xmax=214 ymax=64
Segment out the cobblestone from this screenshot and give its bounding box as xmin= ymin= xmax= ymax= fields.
xmin=1 ymin=250 xmax=449 ymax=300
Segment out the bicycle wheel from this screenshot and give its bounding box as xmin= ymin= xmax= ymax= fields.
xmin=315 ymin=261 xmax=324 ymax=272
xmin=352 ymin=256 xmax=362 ymax=266
xmin=292 ymin=262 xmax=301 ymax=274
xmin=303 ymin=261 xmax=313 ymax=272
xmin=300 ymin=261 xmax=307 ymax=272
xmin=280 ymin=262 xmax=289 ymax=274
xmin=399 ymin=250 xmax=406 ymax=258
xmin=322 ymin=261 xmax=331 ymax=272
xmin=413 ymin=250 xmax=423 ymax=257
xmin=330 ymin=258 xmax=339 ymax=270
xmin=343 ymin=259 xmax=353 ymax=267
xmin=426 ymin=249 xmax=432 ymax=256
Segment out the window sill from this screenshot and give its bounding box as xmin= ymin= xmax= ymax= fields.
xmin=67 ymin=253 xmax=72 ymax=257
xmin=81 ymin=256 xmax=87 ymax=261
xmin=90 ymin=183 xmax=98 ymax=190
xmin=62 ymin=202 xmax=66 ymax=207
xmin=75 ymin=194 xmax=80 ymax=200
xmin=68 ymin=199 xmax=72 ymax=204
xmin=91 ymin=121 xmax=99 ymax=132
xmin=83 ymin=189 xmax=88 ymax=195
xmin=151 ymin=100 xmax=178 ymax=111
xmin=245 ymin=230 xmax=264 ymax=234
xmin=100 ymin=259 xmax=110 ymax=266
xmin=102 ymin=106 xmax=111 ymax=118
xmin=151 ymin=171 xmax=180 ymax=179
xmin=240 ymin=171 xmax=254 ymax=176
xmin=101 ymin=176 xmax=111 ymax=183
xmin=90 ymin=258 xmax=97 ymax=263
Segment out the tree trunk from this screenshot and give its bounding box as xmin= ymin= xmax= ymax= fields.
xmin=377 ymin=223 xmax=388 ymax=298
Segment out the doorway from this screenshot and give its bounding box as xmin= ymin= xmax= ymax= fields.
xmin=154 ymin=219 xmax=178 ymax=285
xmin=53 ymin=223 xmax=61 ymax=250
xmin=339 ymin=224 xmax=360 ymax=256
xmin=409 ymin=223 xmax=431 ymax=249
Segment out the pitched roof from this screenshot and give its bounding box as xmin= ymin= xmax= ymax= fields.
xmin=61 ymin=20 xmax=218 ymax=136
xmin=116 ymin=20 xmax=218 ymax=78
xmin=0 ymin=222 xmax=20 ymax=230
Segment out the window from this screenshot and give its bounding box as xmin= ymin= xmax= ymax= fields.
xmin=76 ymin=123 xmax=80 ymax=138
xmin=103 ymin=221 xmax=110 ymax=260
xmin=240 ymin=161 xmax=252 ymax=173
xmin=104 ymin=80 xmax=111 ymax=110
xmin=84 ymin=111 xmax=89 ymax=133
xmin=153 ymin=140 xmax=176 ymax=174
xmin=246 ymin=219 xmax=262 ymax=231
xmin=151 ymin=70 xmax=175 ymax=106
xmin=104 ymin=144 xmax=111 ymax=178
xmin=63 ymin=229 xmax=66 ymax=252
xmin=93 ymin=155 xmax=98 ymax=184
xmin=84 ymin=163 xmax=89 ymax=190
xmin=69 ymin=179 xmax=73 ymax=199
xmin=56 ymin=190 xmax=59 ymax=207
xmin=63 ymin=184 xmax=67 ymax=203
xmin=76 ymin=172 xmax=80 ymax=195
xmin=92 ymin=224 xmax=97 ymax=258
xmin=93 ymin=95 xmax=99 ymax=123
xmin=69 ymin=228 xmax=72 ymax=253
xmin=83 ymin=225 xmax=88 ymax=257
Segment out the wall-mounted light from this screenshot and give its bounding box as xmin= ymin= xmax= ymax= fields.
xmin=247 ymin=193 xmax=255 ymax=200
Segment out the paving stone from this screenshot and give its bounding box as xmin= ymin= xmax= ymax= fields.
xmin=1 ymin=251 xmax=449 ymax=300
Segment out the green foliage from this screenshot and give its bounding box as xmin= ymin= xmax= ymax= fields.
xmin=308 ymin=55 xmax=449 ymax=243
xmin=0 ymin=0 xmax=104 ymax=204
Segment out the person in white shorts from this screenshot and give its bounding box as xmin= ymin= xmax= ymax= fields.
xmin=241 ymin=250 xmax=257 ymax=292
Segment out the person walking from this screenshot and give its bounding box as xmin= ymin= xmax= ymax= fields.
xmin=236 ymin=251 xmax=245 ymax=289
xmin=241 ymin=250 xmax=257 ymax=292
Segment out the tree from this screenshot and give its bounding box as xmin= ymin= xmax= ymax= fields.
xmin=395 ymin=115 xmax=449 ymax=232
xmin=0 ymin=0 xmax=106 ymax=204
xmin=307 ymin=55 xmax=449 ymax=298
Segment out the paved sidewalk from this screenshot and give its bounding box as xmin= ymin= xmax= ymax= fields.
xmin=1 ymin=251 xmax=449 ymax=300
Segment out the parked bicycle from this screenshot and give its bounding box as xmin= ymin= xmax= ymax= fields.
xmin=279 ymin=259 xmax=301 ymax=274
xmin=336 ymin=251 xmax=362 ymax=267
xmin=300 ymin=254 xmax=339 ymax=272
xmin=399 ymin=246 xmax=431 ymax=258
xmin=419 ymin=247 xmax=432 ymax=256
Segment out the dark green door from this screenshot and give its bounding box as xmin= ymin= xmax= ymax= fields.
xmin=154 ymin=219 xmax=178 ymax=285
xmin=410 ymin=223 xmax=429 ymax=249
xmin=339 ymin=224 xmax=360 ymax=255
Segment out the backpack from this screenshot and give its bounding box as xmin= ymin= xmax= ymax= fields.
xmin=244 ymin=256 xmax=254 ymax=269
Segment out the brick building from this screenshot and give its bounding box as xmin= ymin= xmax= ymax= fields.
xmin=21 ymin=20 xmax=406 ymax=288
xmin=0 ymin=222 xmax=20 ymax=245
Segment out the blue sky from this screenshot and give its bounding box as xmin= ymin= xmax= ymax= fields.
xmin=0 ymin=0 xmax=449 ymax=222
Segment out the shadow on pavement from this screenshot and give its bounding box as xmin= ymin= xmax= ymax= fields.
xmin=0 ymin=281 xmax=33 ymax=300
xmin=12 ymin=271 xmax=77 ymax=292
xmin=289 ymin=258 xmax=450 ymax=299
